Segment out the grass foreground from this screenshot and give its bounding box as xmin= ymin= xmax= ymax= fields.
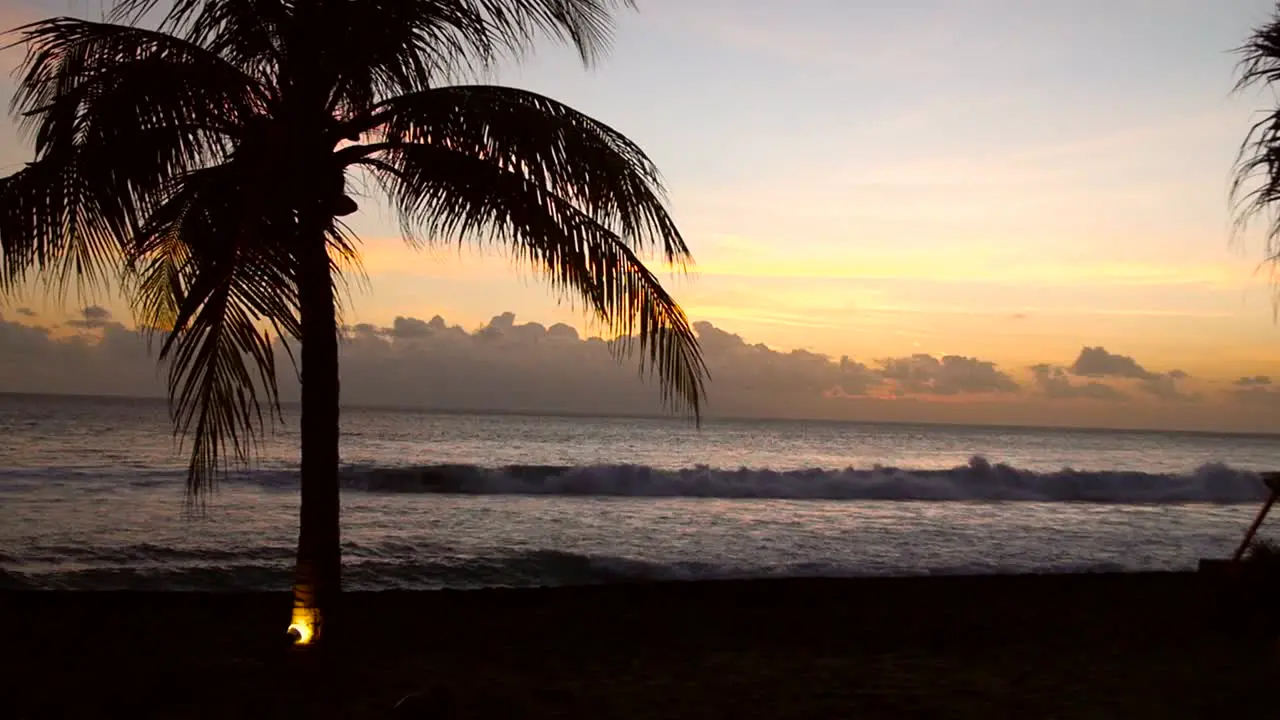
xmin=2 ymin=573 xmax=1278 ymax=718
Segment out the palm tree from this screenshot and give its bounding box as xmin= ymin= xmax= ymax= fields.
xmin=1234 ymin=5 xmax=1280 ymax=266
xmin=1231 ymin=6 xmax=1280 ymax=576
xmin=0 ymin=0 xmax=707 ymax=646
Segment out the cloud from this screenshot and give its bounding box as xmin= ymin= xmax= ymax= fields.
xmin=691 ymin=321 xmax=882 ymax=401
xmin=1230 ymin=386 xmax=1278 ymax=409
xmin=1137 ymin=370 xmax=1198 ymax=403
xmin=345 ymin=322 xmax=385 ymax=338
xmin=0 ymin=311 xmax=1030 ymax=419
xmin=1029 ymin=364 xmax=1126 ymax=401
xmin=15 ymin=307 xmax=36 ymax=318
xmin=387 ymin=315 xmax=455 ymax=339
xmin=334 ymin=314 xmax=901 ymax=417
xmin=1228 ymin=375 xmax=1280 ymax=409
xmin=66 ymin=305 xmax=117 ymax=330
xmin=0 ymin=315 xmax=161 ymax=397
xmin=1069 ymin=346 xmax=1155 ymax=380
xmin=1053 ymin=347 xmax=1196 ymax=403
xmin=879 ymin=354 xmax=1019 ymax=396
xmin=0 ymin=309 xmax=1264 ymax=432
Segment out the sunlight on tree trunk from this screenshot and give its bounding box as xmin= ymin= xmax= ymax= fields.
xmin=291 ymin=213 xmax=343 ymax=646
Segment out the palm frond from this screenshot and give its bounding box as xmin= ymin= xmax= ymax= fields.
xmin=359 ymin=140 xmax=707 ymax=418
xmin=355 ymin=85 xmax=692 ymax=268
xmin=128 ymin=163 xmax=300 ymax=504
xmin=292 ymin=0 xmax=490 ymax=117
xmin=1234 ymin=8 xmax=1280 ymax=94
xmin=1232 ymin=8 xmax=1280 ymax=265
xmin=2 ymin=17 xmax=258 ymax=295
xmin=0 ymin=153 xmax=122 ymax=295
xmin=111 ymin=0 xmax=637 ymax=135
xmin=142 ymin=0 xmax=289 ymax=87
xmin=10 ymin=17 xmax=265 ymax=132
xmin=326 ymin=220 xmax=368 ymax=326
xmin=472 ymin=0 xmax=637 ymax=66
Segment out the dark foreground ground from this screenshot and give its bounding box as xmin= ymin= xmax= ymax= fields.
xmin=2 ymin=573 xmax=1278 ymax=718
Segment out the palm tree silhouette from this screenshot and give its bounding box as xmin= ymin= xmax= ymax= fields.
xmin=0 ymin=0 xmax=707 ymax=645
xmin=1234 ymin=5 xmax=1280 ymax=266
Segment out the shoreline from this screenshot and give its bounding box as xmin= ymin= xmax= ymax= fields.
xmin=0 ymin=566 xmax=1231 ymax=593
xmin=0 ymin=567 xmax=1211 ymax=593
xmin=4 ymin=572 xmax=1277 ymax=717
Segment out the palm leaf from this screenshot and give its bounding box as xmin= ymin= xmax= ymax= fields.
xmin=0 ymin=152 xmax=122 ymax=294
xmin=472 ymin=0 xmax=636 ymax=66
xmin=10 ymin=17 xmax=264 ymax=129
xmin=354 ymin=85 xmax=691 ymax=266
xmin=1233 ymin=9 xmax=1280 ymax=267
xmin=113 ymin=0 xmax=635 ymax=69
xmin=142 ymin=0 xmax=290 ymax=87
xmin=354 ymin=89 xmax=707 ymax=416
xmin=290 ymin=0 xmax=491 ymax=117
xmin=2 ymin=17 xmax=258 ymax=295
xmin=128 ymin=163 xmax=300 ymax=503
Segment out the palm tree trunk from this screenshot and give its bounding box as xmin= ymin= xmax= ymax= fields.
xmin=291 ymin=213 xmax=342 ymax=646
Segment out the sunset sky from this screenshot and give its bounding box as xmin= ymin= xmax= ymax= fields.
xmin=3 ymin=0 xmax=1280 ymax=431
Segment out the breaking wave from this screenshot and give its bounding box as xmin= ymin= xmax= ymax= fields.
xmin=0 ymin=456 xmax=1269 ymax=504
xmin=227 ymin=456 xmax=1270 ymax=504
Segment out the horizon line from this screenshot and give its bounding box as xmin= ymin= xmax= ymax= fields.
xmin=3 ymin=390 xmax=1277 ymax=441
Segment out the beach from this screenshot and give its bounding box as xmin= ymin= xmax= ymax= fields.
xmin=5 ymin=396 xmax=1279 ymax=716
xmin=3 ymin=572 xmax=1277 ymax=718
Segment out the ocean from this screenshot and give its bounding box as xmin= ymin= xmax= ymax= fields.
xmin=1 ymin=392 xmax=1277 ymax=591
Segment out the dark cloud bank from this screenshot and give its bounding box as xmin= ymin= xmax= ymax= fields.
xmin=1031 ymin=347 xmax=1198 ymax=403
xmin=0 ymin=307 xmax=1271 ymax=429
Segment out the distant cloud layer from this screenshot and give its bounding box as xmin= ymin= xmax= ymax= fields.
xmin=1230 ymin=375 xmax=1280 ymax=409
xmin=1029 ymin=364 xmax=1127 ymax=401
xmin=880 ymin=354 xmax=1018 ymax=396
xmin=1033 ymin=347 xmax=1195 ymax=404
xmin=0 ymin=308 xmax=1274 ymax=430
xmin=66 ymin=305 xmax=116 ymax=330
xmin=1069 ymin=346 xmax=1155 ymax=380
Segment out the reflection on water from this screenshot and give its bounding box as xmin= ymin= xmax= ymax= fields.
xmin=0 ymin=481 xmax=1258 ymax=590
xmin=0 ymin=393 xmax=1273 ymax=590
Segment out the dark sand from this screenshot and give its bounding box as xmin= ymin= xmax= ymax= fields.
xmin=2 ymin=573 xmax=1278 ymax=718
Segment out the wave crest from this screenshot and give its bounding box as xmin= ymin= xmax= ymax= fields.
xmin=234 ymin=456 xmax=1270 ymax=504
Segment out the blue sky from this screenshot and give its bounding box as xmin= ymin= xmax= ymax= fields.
xmin=3 ymin=0 xmax=1280 ymax=428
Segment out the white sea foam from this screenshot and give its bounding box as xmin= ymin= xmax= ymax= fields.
xmin=292 ymin=456 xmax=1264 ymax=504
xmin=0 ymin=455 xmax=1267 ymax=503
